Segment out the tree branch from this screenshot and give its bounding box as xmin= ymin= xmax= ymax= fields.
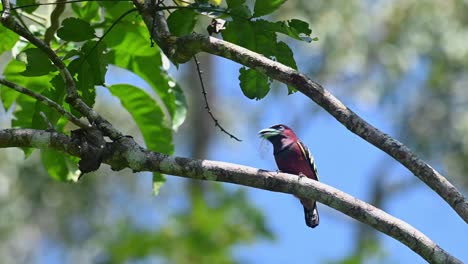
xmin=0 ymin=7 xmax=123 ymax=140
xmin=0 ymin=128 xmax=462 ymax=264
xmin=0 ymin=78 xmax=90 ymax=129
xmin=131 ymin=1 xmax=468 ymax=223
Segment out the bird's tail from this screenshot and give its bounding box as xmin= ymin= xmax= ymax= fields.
xmin=303 ymin=203 xmax=319 ymax=228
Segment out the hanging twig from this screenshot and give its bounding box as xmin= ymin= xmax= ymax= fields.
xmin=193 ymin=56 xmax=242 ymax=142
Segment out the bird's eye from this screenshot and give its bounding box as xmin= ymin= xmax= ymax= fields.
xmin=278 ymin=125 xmax=284 ymax=130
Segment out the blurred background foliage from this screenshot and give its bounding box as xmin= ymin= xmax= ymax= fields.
xmin=0 ymin=0 xmax=467 ymax=263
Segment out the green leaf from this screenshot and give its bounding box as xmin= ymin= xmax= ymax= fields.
xmin=0 ymin=27 xmax=19 ymax=55
xmin=41 ymin=149 xmax=69 ymax=181
xmin=167 ymin=9 xmax=198 ymax=36
xmin=65 ymin=40 xmax=108 ymax=113
xmin=152 ymin=173 xmax=166 ymax=196
xmin=239 ymin=67 xmax=270 ymax=100
xmin=226 ymin=0 xmax=251 ymax=18
xmin=222 ymin=20 xmax=256 ymax=51
xmin=253 ymin=0 xmax=286 ymax=17
xmin=108 ymin=84 xmax=173 ymax=154
xmin=275 ymin=41 xmax=297 ymax=69
xmin=71 ymin=2 xmax=100 ymax=21
xmin=17 ymin=0 xmax=38 ymax=14
xmin=18 ymin=48 xmax=56 ymax=76
xmin=98 ymin=2 xmax=135 ymax=20
xmin=171 ymin=83 xmax=188 ymax=131
xmin=80 ymin=41 xmax=109 ymax=85
xmin=68 ymin=59 xmax=96 ymax=112
xmin=275 ymin=41 xmax=297 ymax=94
xmin=57 ymin=18 xmax=96 ymax=41
xmin=288 ymin=19 xmax=312 ymax=37
xmin=255 ymin=19 xmax=313 ymax=42
xmin=105 ymin=23 xmax=155 ymax=57
xmin=107 ymin=22 xmax=187 ymax=131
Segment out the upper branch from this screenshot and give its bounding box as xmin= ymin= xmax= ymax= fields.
xmin=0 ymin=7 xmax=122 ymax=140
xmin=0 ymin=128 xmax=462 ymax=264
xmin=132 ymin=1 xmax=468 ymax=223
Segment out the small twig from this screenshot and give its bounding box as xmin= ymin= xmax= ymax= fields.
xmin=0 ymin=78 xmax=90 ymax=129
xmin=193 ymin=56 xmax=242 ymax=142
xmin=39 ymin=111 xmax=54 ymax=130
xmin=13 ymin=11 xmax=34 ymax=35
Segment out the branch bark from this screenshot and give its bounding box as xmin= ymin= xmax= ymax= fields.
xmin=0 ymin=128 xmax=462 ymax=264
xmin=131 ymin=1 xmax=468 ymax=223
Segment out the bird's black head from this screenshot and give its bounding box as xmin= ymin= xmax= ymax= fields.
xmin=258 ymin=124 xmax=298 ymax=142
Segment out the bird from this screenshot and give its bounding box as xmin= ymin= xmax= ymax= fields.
xmin=259 ymin=124 xmax=320 ymax=228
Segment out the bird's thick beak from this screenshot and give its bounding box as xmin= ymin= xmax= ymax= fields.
xmin=258 ymin=128 xmax=280 ymax=139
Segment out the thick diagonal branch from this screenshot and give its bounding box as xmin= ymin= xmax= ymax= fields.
xmin=132 ymin=1 xmax=468 ymax=222
xmin=0 ymin=128 xmax=462 ymax=264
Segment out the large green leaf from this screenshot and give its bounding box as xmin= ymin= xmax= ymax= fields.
xmin=71 ymin=2 xmax=100 ymax=21
xmin=226 ymin=0 xmax=251 ymax=18
xmin=105 ymin=23 xmax=155 ymax=57
xmin=255 ymin=19 xmax=314 ymax=42
xmin=57 ymin=18 xmax=96 ymax=42
xmin=107 ymin=84 xmax=173 ymax=154
xmin=253 ymin=0 xmax=286 ymax=17
xmin=0 ymin=27 xmax=19 ymax=55
xmin=275 ymin=41 xmax=297 ymax=94
xmin=80 ymin=41 xmax=109 ymax=86
xmin=18 ymin=48 xmax=56 ymax=77
xmin=167 ymin=9 xmax=198 ymax=36
xmin=222 ymin=20 xmax=256 ymax=51
xmin=98 ymin=2 xmax=135 ymax=20
xmin=239 ymin=67 xmax=270 ymax=100
xmin=68 ymin=59 xmax=96 ymax=113
xmin=65 ymin=40 xmax=109 ymax=115
xmin=107 ymin=22 xmax=187 ymax=131
xmin=171 ymin=83 xmax=187 ymax=131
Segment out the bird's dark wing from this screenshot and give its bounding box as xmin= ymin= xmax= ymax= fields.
xmin=298 ymin=141 xmax=319 ymax=181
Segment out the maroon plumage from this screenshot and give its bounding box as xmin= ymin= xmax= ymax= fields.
xmin=259 ymin=124 xmax=320 ymax=228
